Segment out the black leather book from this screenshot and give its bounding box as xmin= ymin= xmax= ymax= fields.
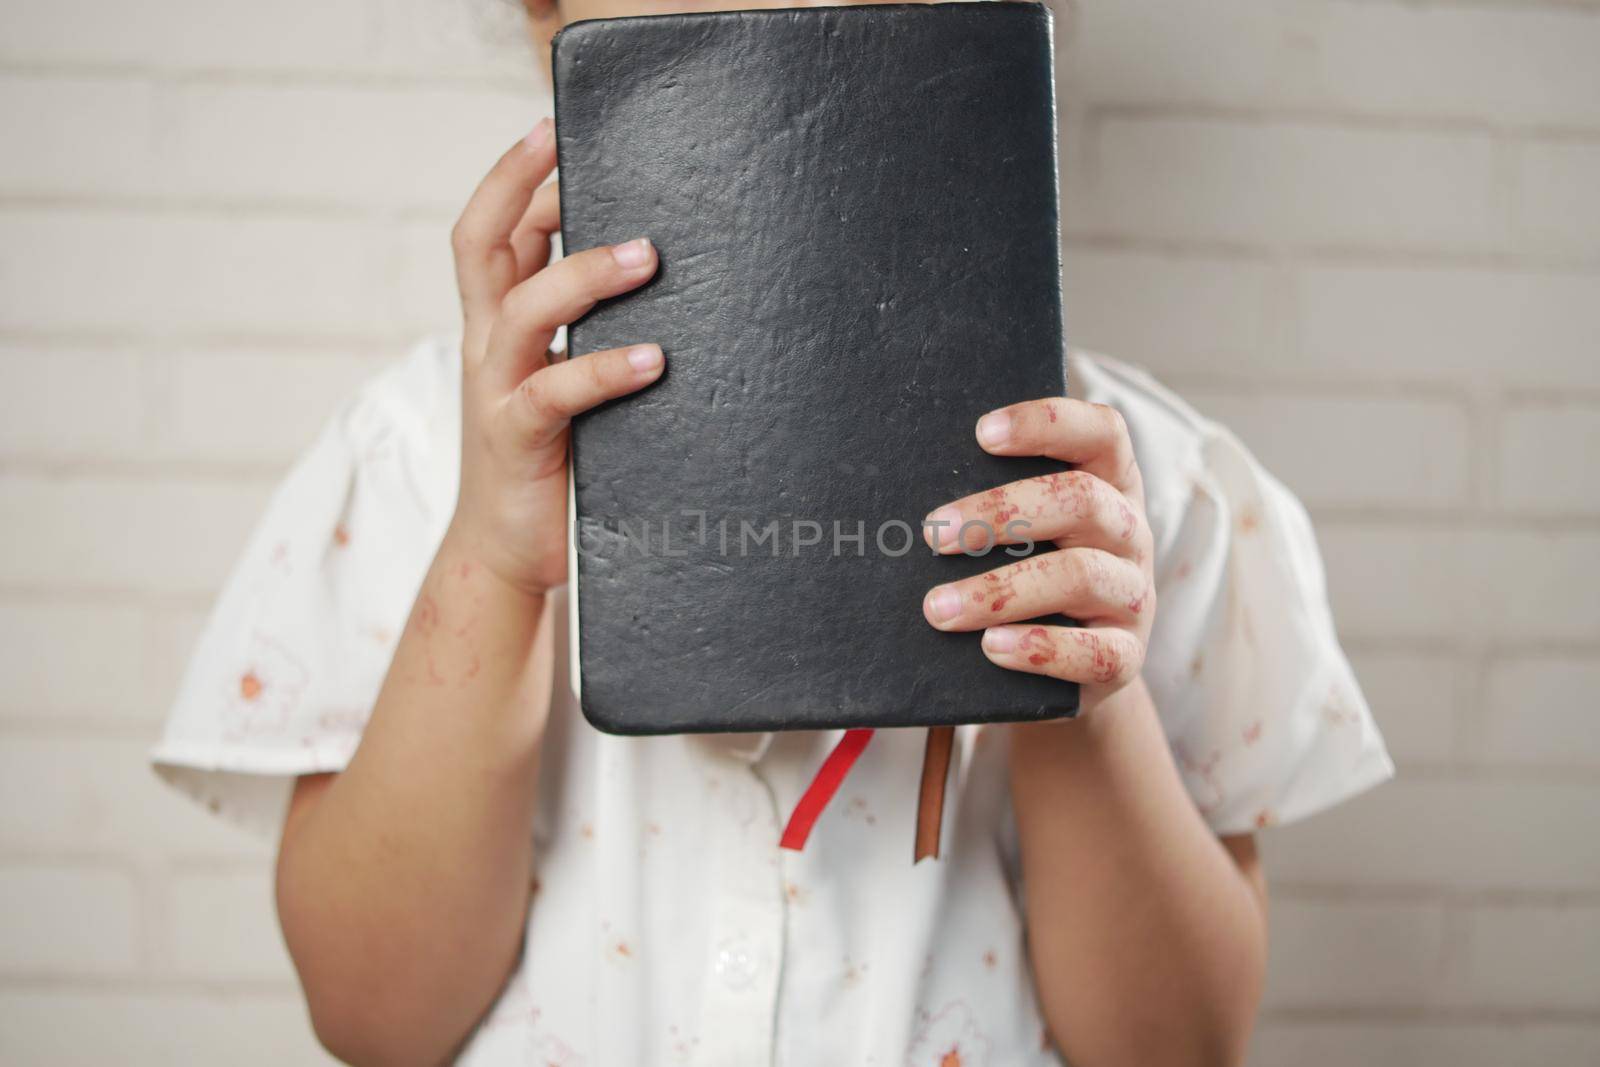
xmin=553 ymin=1 xmax=1077 ymax=734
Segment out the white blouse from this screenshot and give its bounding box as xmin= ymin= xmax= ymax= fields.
xmin=151 ymin=334 xmax=1393 ymax=1067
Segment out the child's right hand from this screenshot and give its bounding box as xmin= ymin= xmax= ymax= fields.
xmin=446 ymin=116 xmax=663 ymax=596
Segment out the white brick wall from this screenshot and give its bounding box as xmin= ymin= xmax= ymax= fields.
xmin=0 ymin=0 xmax=1595 ymax=1063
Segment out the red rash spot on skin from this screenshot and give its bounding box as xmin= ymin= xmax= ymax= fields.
xmin=976 ymin=556 xmax=1048 ymax=614
xmin=461 ymin=654 xmax=481 ymax=684
xmin=239 ymin=671 xmax=263 ymax=701
xmin=1127 ymin=588 xmax=1148 ymax=615
xmin=1071 ymin=629 xmax=1121 ymax=684
xmin=333 ymin=524 xmax=350 ymax=547
xmin=983 ymin=486 xmax=1020 ymax=528
xmin=1046 ymin=405 xmax=1058 ymax=423
xmin=1019 ymin=626 xmax=1056 ymax=666
xmin=1243 ymin=720 xmax=1263 ymax=745
xmin=1040 ymin=472 xmax=1098 ymax=528
xmin=415 ymin=594 xmax=440 ymax=637
xmin=1118 ymin=499 xmax=1138 ymax=542
xmin=457 ymin=560 xmax=475 ymax=581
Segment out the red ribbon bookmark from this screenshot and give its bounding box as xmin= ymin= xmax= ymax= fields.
xmin=779 ymin=728 xmax=876 ymax=850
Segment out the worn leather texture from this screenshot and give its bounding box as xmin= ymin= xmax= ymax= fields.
xmin=553 ymin=1 xmax=1077 ymax=734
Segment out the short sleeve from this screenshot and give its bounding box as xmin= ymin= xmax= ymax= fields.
xmin=1141 ymin=420 xmax=1395 ymax=835
xmin=1072 ymin=351 xmax=1395 ymax=836
xmin=149 ymin=337 xmax=459 ymax=838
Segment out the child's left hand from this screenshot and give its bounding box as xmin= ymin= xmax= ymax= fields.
xmin=920 ymin=398 xmax=1154 ymax=713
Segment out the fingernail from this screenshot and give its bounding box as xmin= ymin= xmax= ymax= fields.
xmin=612 ymin=237 xmax=653 ymax=268
xmin=982 ymin=627 xmax=1020 ymax=654
xmin=976 ymin=412 xmax=1010 ymax=449
xmin=524 ymin=117 xmax=553 ymax=151
xmin=922 ymin=505 xmax=963 ymax=550
xmin=925 ymin=586 xmax=963 ymax=624
xmin=627 ymin=344 xmax=663 ymax=373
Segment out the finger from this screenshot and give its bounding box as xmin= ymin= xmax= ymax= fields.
xmin=975 ymin=397 xmax=1141 ymax=496
xmin=922 ymin=548 xmax=1150 ymax=631
xmin=453 ymin=117 xmax=559 ymax=344
xmin=482 ymin=237 xmax=658 ymax=392
xmin=980 ymin=624 xmax=1144 ymax=688
xmin=922 ymin=470 xmax=1145 ymax=559
xmin=510 ymin=179 xmax=561 ymax=281
xmin=503 ymin=342 xmax=666 ymax=450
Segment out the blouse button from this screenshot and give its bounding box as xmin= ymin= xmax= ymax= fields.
xmin=713 ymin=935 xmax=761 ymax=991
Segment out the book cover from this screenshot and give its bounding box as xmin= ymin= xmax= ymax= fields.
xmin=553 ymin=1 xmax=1077 ymax=734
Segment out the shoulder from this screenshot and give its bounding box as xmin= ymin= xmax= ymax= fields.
xmin=149 ymin=334 xmax=465 ymax=836
xmin=363 ymin=331 xmax=461 ymax=423
xmin=1067 ymin=350 xmax=1395 ymax=832
xmin=341 ymin=332 xmax=462 ymax=497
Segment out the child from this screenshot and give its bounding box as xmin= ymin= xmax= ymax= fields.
xmin=151 ymin=1 xmax=1394 ymax=1064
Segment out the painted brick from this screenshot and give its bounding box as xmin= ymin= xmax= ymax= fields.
xmin=0 ymin=208 xmax=385 ymax=337
xmin=0 ymin=601 xmax=153 ymax=720
xmin=372 ymin=0 xmax=547 ymax=81
xmin=0 ymin=474 xmax=275 ymax=596
xmin=166 ymin=868 xmax=295 ymax=981
xmin=1264 ymin=780 xmax=1600 ymax=893
xmin=1090 ymin=117 xmax=1496 ymax=251
xmin=0 ymin=0 xmax=371 ymax=72
xmin=0 ymin=735 xmax=270 ymax=860
xmin=0 ymin=344 xmax=145 ymax=460
xmin=155 ymin=348 xmax=392 ymax=464
xmin=385 ymin=217 xmax=468 ymax=338
xmin=1309 ymin=3 xmax=1600 ymax=129
xmin=1479 ymin=659 xmax=1600 ymax=770
xmin=0 ymin=989 xmax=331 ymax=1066
xmin=1517 ymin=140 xmax=1600 ymax=258
xmin=0 ymin=864 xmax=141 ymax=975
xmin=1250 ymin=1022 xmax=1600 ymax=1067
xmin=1063 ymin=0 xmax=1600 ymax=131
xmin=1318 ymin=523 xmax=1600 ymax=643
xmin=1345 ymin=651 xmax=1461 ymax=767
xmin=1450 ymin=905 xmax=1600 ymax=1010
xmin=164 ymin=83 xmax=541 ymax=211
xmin=1179 ymin=389 xmax=1471 ymax=509
xmin=1061 ymin=0 xmax=1289 ymax=109
xmin=0 ymin=75 xmax=159 ymax=198
xmin=1062 ymin=249 xmax=1273 ymax=377
xmin=1498 ymin=403 xmax=1600 ymax=516
xmin=1263 ymin=897 xmax=1447 ymax=1009
xmin=1297 ymin=264 xmax=1600 ymax=389
xmin=147 ymin=604 xmax=212 ymax=723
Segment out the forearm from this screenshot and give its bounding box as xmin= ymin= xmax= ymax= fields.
xmin=275 ymin=524 xmax=553 ymax=1065
xmin=1009 ymin=678 xmax=1267 ymax=1067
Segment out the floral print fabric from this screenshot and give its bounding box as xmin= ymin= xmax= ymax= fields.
xmin=151 ymin=335 xmax=1393 ymax=1065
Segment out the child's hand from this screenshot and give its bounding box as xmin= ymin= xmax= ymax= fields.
xmin=919 ymin=399 xmax=1155 ymax=712
xmin=447 ymin=117 xmax=663 ymax=595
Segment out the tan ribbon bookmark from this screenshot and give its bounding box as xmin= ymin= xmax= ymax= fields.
xmin=914 ymin=726 xmax=955 ymax=862
xmin=779 ymin=725 xmax=956 ymax=863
